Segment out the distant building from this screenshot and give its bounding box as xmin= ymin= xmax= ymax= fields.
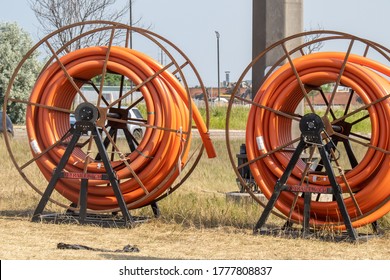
xmin=309 ymin=91 xmax=362 ymax=108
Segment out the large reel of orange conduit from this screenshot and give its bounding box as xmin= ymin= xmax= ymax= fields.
xmin=3 ymin=21 xmax=215 ymax=214
xmin=226 ymin=31 xmax=390 ymax=231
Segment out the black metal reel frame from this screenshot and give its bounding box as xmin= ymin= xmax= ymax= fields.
xmin=31 ymin=102 xmax=160 ymax=227
xmin=3 ymin=21 xmax=213 ymax=225
xmin=95 ymin=107 xmax=139 ymax=161
xmin=236 ymin=144 xmax=259 ymax=193
xmin=253 ymin=113 xmax=362 ymax=241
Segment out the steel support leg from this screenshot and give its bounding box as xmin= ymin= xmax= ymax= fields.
xmin=254 ymin=139 xmax=306 ymax=233
xmin=92 ymin=127 xmax=134 ymax=225
xmin=318 ymin=145 xmax=358 ymax=241
xmin=151 ymin=201 xmax=161 ymax=218
xmin=303 ymin=192 xmax=312 ymax=236
xmin=79 ymin=178 xmax=88 ymax=224
xmin=32 ymin=129 xmax=81 ymax=222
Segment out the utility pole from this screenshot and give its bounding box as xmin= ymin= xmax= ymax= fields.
xmin=215 ymin=31 xmax=220 ymax=101
xmin=129 ymin=0 xmax=133 ymax=104
xmin=129 ymin=0 xmax=133 ymax=48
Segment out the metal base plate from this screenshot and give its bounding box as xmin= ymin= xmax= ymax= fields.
xmin=255 ymin=226 xmax=383 ymax=243
xmin=33 ymin=212 xmax=150 ymax=228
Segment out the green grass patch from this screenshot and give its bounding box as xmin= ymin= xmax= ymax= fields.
xmin=198 ymin=105 xmax=249 ymax=130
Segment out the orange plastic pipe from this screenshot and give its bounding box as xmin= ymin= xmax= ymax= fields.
xmin=26 ymin=46 xmax=215 ymax=211
xmin=246 ymin=52 xmax=390 ymax=229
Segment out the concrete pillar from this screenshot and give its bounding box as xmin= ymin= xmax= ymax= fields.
xmin=252 ymin=0 xmax=303 ymax=96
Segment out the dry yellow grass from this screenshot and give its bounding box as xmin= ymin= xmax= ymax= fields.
xmin=1 ymin=217 xmax=389 ymax=260
xmin=0 ymin=132 xmax=389 ymax=260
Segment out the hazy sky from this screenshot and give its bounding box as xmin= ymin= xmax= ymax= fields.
xmin=1 ymin=0 xmax=390 ymax=86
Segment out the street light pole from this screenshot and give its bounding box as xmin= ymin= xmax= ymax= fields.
xmin=129 ymin=0 xmax=133 ymax=48
xmin=129 ymin=0 xmax=133 ymax=104
xmin=215 ymin=31 xmax=220 ymax=101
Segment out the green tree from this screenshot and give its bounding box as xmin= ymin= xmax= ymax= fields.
xmin=92 ymin=73 xmax=132 ymax=86
xmin=0 ymin=22 xmax=41 ymax=124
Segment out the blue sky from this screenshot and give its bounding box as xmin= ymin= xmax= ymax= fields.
xmin=1 ymin=0 xmax=390 ymax=87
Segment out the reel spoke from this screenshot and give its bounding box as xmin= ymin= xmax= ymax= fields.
xmin=234 ymin=94 xmax=301 ymax=121
xmin=7 ymin=98 xmax=73 ymax=114
xmin=334 ymin=132 xmax=389 ymax=155
xmin=342 ymin=139 xmax=359 ymax=168
xmin=324 ymin=39 xmax=355 ymax=118
xmin=282 ymin=43 xmax=315 ymax=114
xmin=73 ymin=78 xmax=110 ymax=106
xmin=45 ymin=40 xmax=88 ymax=103
xmin=126 ymin=96 xmax=145 ymax=111
xmin=20 ymin=128 xmax=74 ymax=170
xmin=343 ymin=89 xmax=355 ymax=116
xmin=97 ymin=28 xmax=116 ymax=108
xmin=333 ymin=92 xmax=390 ymax=124
xmin=108 ymin=61 xmax=175 ymax=109
xmin=237 ymin=137 xmax=300 ymax=171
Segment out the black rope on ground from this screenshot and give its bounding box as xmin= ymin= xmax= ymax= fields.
xmin=57 ymin=242 xmax=140 ymax=253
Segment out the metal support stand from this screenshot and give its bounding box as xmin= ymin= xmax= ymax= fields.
xmin=151 ymin=201 xmax=161 ymax=218
xmin=253 ymin=113 xmax=360 ymax=241
xmin=236 ymin=144 xmax=259 ymax=193
xmin=31 ymin=102 xmax=160 ymax=227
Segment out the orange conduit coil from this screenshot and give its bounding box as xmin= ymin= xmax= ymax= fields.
xmin=26 ymin=46 xmax=216 ymax=211
xmin=246 ymin=52 xmax=390 ymax=229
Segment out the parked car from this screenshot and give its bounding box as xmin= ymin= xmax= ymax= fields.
xmin=69 ymin=113 xmax=76 ymax=126
xmin=69 ymin=107 xmax=145 ymax=141
xmin=210 ymin=97 xmax=229 ymax=103
xmin=127 ymin=107 xmax=146 ymax=141
xmin=0 ymin=111 xmax=14 ymax=137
